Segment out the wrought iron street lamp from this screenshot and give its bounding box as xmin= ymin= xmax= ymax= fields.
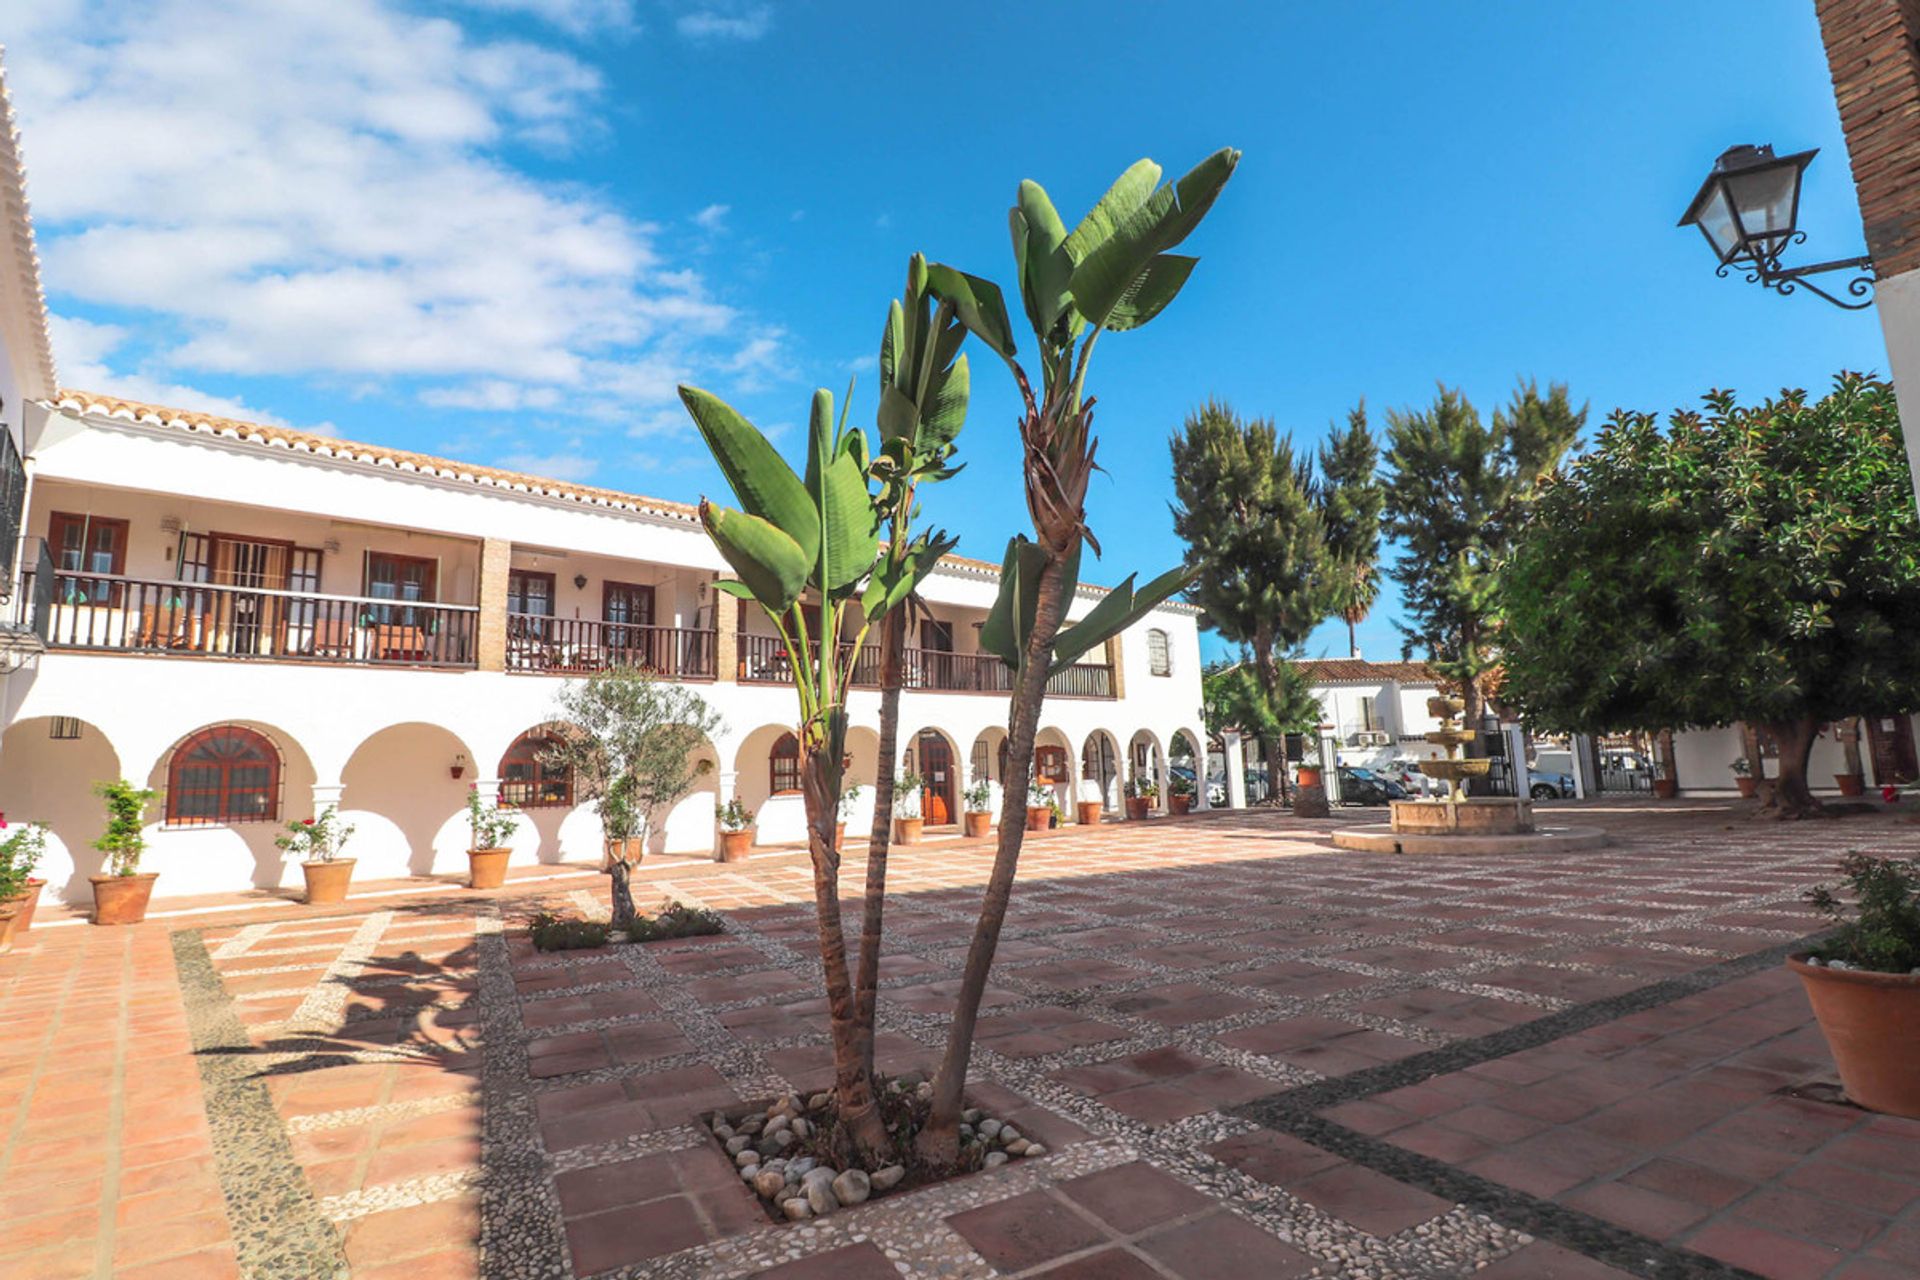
xmin=1678 ymin=144 xmax=1875 ymax=309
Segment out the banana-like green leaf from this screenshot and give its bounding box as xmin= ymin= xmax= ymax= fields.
xmin=803 ymin=389 xmax=878 ymax=593
xmin=680 ymin=386 xmax=820 ymax=562
xmin=860 ymin=530 xmax=957 ymax=620
xmin=1014 ymin=180 xmax=1074 ymax=338
xmin=921 ymin=352 xmax=969 ymax=446
xmin=924 ymin=264 xmax=1017 ymax=360
xmin=701 ymin=501 xmax=811 ymax=612
xmin=1067 ymin=148 xmax=1239 ymax=331
xmin=877 ymin=384 xmax=919 ymax=442
xmin=879 ymin=298 xmax=906 ymax=390
xmin=1062 ymin=159 xmax=1162 ymax=265
xmin=1050 ymin=564 xmax=1195 ymax=675
xmin=1104 ymin=253 xmax=1197 ymax=332
xmin=713 ymin=579 xmax=758 ymax=600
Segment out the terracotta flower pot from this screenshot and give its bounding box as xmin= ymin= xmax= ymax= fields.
xmin=963 ymin=812 xmax=992 ymax=839
xmin=1735 ymin=776 xmax=1757 ymax=798
xmin=1652 ymin=778 xmax=1678 ymax=799
xmin=1025 ymin=806 xmax=1051 ymax=831
xmin=1076 ymin=801 xmax=1102 ymax=826
xmin=1170 ymin=795 xmax=1193 ymax=816
xmin=3 ymin=879 xmax=45 ymax=934
xmin=1297 ymin=766 xmax=1323 ymax=789
xmin=90 ymin=873 xmax=159 ymax=926
xmin=0 ymin=902 xmax=18 ymax=954
xmin=1789 ymin=955 xmax=1920 ymax=1118
xmin=1836 ymin=773 xmax=1866 ymax=797
xmin=894 ymin=817 xmax=923 ymax=845
xmin=467 ymin=847 xmax=510 ymax=890
xmin=301 ymin=858 xmax=356 ymax=905
xmin=719 ymin=830 xmax=752 ymax=862
xmin=1125 ymin=797 xmax=1152 ymax=821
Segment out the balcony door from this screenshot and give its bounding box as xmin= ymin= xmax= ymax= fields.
xmin=212 ymin=537 xmax=290 ymax=654
xmin=920 ymin=618 xmax=955 ymax=689
xmin=604 ymin=581 xmax=655 ymax=665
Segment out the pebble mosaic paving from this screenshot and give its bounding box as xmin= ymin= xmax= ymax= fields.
xmin=2 ymin=802 xmax=1919 ymax=1279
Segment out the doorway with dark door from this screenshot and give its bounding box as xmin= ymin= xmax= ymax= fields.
xmin=1867 ymin=714 xmax=1919 ymax=785
xmin=915 ymin=730 xmax=955 ymax=825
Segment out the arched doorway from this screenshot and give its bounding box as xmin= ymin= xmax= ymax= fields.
xmin=1170 ymin=728 xmax=1205 ymax=811
xmin=0 ymin=715 xmax=121 ymax=903
xmin=342 ymin=722 xmax=480 ymax=877
xmin=1081 ymin=729 xmax=1121 ymax=813
xmin=1128 ymin=729 xmax=1165 ymax=814
xmin=903 ymin=728 xmax=959 ymax=826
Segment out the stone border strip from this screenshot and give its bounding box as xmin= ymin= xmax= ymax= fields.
xmin=170 ymin=928 xmax=350 ymax=1280
xmin=1228 ymin=933 xmax=1828 ymax=1280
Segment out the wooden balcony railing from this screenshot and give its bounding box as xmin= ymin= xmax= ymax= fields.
xmin=736 ymin=634 xmax=1112 ymax=698
xmin=505 ymin=614 xmax=716 ymax=679
xmin=23 ymin=570 xmax=479 ymax=667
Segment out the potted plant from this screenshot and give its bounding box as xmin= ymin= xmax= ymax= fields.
xmin=894 ymin=771 xmax=924 ymax=844
xmin=90 ymin=780 xmax=160 ymax=925
xmin=0 ymin=821 xmax=49 ymax=939
xmin=1168 ymin=771 xmax=1195 ymax=815
xmin=836 ymin=785 xmax=861 ymax=850
xmin=1836 ymin=771 xmax=1867 ymax=797
xmin=1025 ymin=779 xmax=1052 ymax=831
xmin=716 ymin=797 xmax=754 ymax=861
xmin=1730 ymin=755 xmax=1757 ymax=799
xmin=1125 ymin=774 xmax=1158 ymax=820
xmin=465 ymin=785 xmax=518 ymax=889
xmin=1789 ymin=855 xmax=1920 ymax=1118
xmin=1076 ymin=781 xmax=1103 ymax=826
xmin=276 ymin=806 xmax=357 ymax=904
xmin=962 ymin=774 xmax=993 ymax=839
xmin=1047 ymin=794 xmax=1064 ymax=829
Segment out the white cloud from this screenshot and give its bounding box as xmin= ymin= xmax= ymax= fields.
xmin=47 ymin=313 xmax=313 ymax=429
xmin=694 ymin=203 xmax=730 ymax=231
xmin=676 ymin=4 xmax=771 ymax=41
xmin=496 ymin=449 xmax=601 ymax=481
xmin=8 ymin=0 xmax=781 ymax=423
xmin=457 ymin=0 xmax=638 ymax=37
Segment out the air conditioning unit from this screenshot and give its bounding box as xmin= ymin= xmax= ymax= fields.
xmin=1348 ymin=730 xmax=1392 ymax=747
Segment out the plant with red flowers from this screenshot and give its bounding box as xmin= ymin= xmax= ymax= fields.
xmin=274 ymin=806 xmax=355 ymax=862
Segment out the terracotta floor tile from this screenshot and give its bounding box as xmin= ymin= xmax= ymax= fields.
xmin=945 ymin=1190 xmax=1110 ymax=1272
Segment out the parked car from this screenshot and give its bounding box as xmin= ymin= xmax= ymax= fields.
xmin=1530 ymin=769 xmax=1576 ymax=801
xmin=1336 ymin=766 xmax=1401 ymax=805
xmin=1380 ymin=758 xmax=1443 ymax=798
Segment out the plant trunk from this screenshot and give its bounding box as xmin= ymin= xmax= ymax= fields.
xmin=1657 ymin=728 xmax=1678 ymax=789
xmin=607 ymin=858 xmax=637 ymax=932
xmin=852 ymin=608 xmax=907 ymax=1082
xmin=916 ymin=556 xmax=1070 ymax=1168
xmin=1839 ymin=716 xmax=1864 ymax=778
xmin=1250 ymin=627 xmax=1287 ymax=806
xmin=799 ymin=747 xmax=893 ymax=1165
xmin=1761 ymin=717 xmax=1823 ymax=818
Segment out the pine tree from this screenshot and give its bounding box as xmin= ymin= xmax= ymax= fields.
xmin=1170 ymin=400 xmax=1331 ymax=796
xmin=1383 ymin=381 xmax=1582 ymax=745
xmin=1316 ymin=402 xmax=1383 ymax=658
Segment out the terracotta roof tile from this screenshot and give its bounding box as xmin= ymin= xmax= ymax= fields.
xmin=1292 ymin=657 xmax=1439 ymax=684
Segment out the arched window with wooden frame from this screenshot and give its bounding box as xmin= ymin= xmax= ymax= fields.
xmin=770 ymin=732 xmax=801 ymax=795
xmin=1146 ymin=628 xmax=1172 ymax=677
xmin=166 ymin=726 xmax=281 ymax=826
xmin=500 ymin=731 xmax=572 ymax=807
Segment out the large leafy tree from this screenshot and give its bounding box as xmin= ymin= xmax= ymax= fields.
xmin=918 ymin=149 xmax=1238 ymax=1165
xmin=1318 ymin=403 xmax=1384 ymax=658
xmin=1203 ymin=655 xmax=1322 ymax=770
xmin=1383 ymin=381 xmax=1583 ymax=742
xmin=1169 ymin=401 xmax=1329 ymax=796
xmin=542 ymin=668 xmax=723 ymax=930
xmin=1501 ymin=372 xmax=1920 ymax=817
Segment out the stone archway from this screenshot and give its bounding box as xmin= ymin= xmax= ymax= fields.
xmin=0 ymin=715 xmax=121 ymax=904
xmin=147 ymin=719 xmax=320 ymax=893
xmin=902 ymin=726 xmax=963 ymax=827
xmin=1080 ymin=728 xmax=1123 ymax=814
xmin=341 ymin=722 xmax=481 ymax=878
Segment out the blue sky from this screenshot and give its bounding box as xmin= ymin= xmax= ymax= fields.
xmin=6 ymin=0 xmax=1889 ymax=663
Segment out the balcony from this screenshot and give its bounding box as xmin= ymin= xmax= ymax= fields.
xmin=736 ymin=634 xmax=1114 ymax=698
xmin=24 ymin=569 xmax=479 ymax=668
xmin=505 ymin=613 xmax=717 ymax=679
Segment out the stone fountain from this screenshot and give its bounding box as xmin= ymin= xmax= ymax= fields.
xmin=1332 ymin=694 xmax=1606 ymax=854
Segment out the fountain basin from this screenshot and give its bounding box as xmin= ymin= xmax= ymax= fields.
xmin=1391 ymin=797 xmax=1533 ymax=835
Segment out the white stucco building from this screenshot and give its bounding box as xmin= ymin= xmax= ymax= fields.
xmin=0 ymin=75 xmax=1209 ymax=907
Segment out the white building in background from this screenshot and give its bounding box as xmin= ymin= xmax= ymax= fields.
xmin=1295 ymin=658 xmax=1449 ymax=771
xmin=0 ymin=78 xmax=1209 ymax=907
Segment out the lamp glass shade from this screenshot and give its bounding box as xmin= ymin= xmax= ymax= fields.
xmin=1723 ymin=160 xmax=1801 ymax=254
xmin=1693 ymin=183 xmax=1743 ymax=263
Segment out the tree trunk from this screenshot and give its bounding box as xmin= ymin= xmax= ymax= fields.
xmin=799 ymin=748 xmax=893 ymax=1164
xmin=1761 ymin=717 xmax=1823 ymax=818
xmin=852 ymin=608 xmax=906 ymax=1081
xmin=607 ymin=857 xmax=637 ymax=932
xmin=915 ymin=556 xmax=1070 ymax=1168
xmin=1250 ymin=628 xmax=1286 ymax=806
xmin=1460 ymin=667 xmax=1488 ymax=796
xmin=1738 ymin=721 xmax=1770 ymax=805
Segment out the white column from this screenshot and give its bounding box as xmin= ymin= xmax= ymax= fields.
xmin=1320 ymin=730 xmax=1343 ymax=804
xmin=1154 ymin=747 xmax=1170 ymax=816
xmin=1223 ymin=731 xmax=1248 ymax=810
xmin=310 ymin=782 xmax=345 ymax=818
xmin=1570 ymin=733 xmax=1592 ymax=800
xmin=1873 ymin=271 xmax=1920 ymax=508
xmin=1194 ymin=735 xmax=1212 ymax=812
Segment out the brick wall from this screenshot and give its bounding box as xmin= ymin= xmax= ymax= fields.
xmin=1818 ymin=0 xmax=1920 ymax=277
